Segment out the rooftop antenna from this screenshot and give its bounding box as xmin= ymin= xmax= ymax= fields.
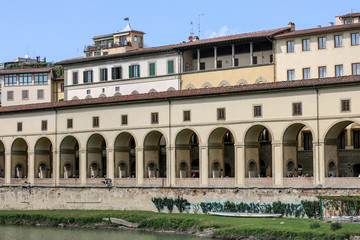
xmin=188 ymin=21 xmax=194 ymax=37
xmin=198 ymin=13 xmax=204 ymax=38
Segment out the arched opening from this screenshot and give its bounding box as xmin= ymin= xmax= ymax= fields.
xmin=324 ymin=121 xmax=360 ymax=177
xmin=114 ymin=132 xmax=136 ymax=178
xmin=212 ymin=161 xmax=221 ymax=178
xmin=35 ymin=137 xmax=53 ymax=179
xmin=11 ymin=138 xmax=28 ymax=179
xmin=245 ymin=125 xmax=272 ymax=178
xmin=208 ymin=128 xmax=234 ymax=178
xmin=60 ymin=136 xmax=79 ymax=179
xmin=87 ymin=134 xmax=107 ymax=178
xmin=283 ymin=124 xmax=314 ymax=178
xmin=0 ymin=141 xmax=5 ymax=178
xmin=175 ymin=129 xmax=199 ymax=178
xmin=144 ymin=131 xmax=166 ymax=178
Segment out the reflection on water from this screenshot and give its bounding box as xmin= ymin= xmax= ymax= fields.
xmin=0 ymin=225 xmax=205 ymax=240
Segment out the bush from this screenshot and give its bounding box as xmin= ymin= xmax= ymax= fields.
xmin=164 ymin=198 xmax=175 ymax=213
xmin=310 ymin=222 xmax=320 ymax=229
xmin=301 ymin=200 xmax=320 ymax=218
xmin=151 ymin=197 xmax=165 ymax=212
xmin=330 ymin=222 xmax=342 ymax=231
xmin=200 ymin=202 xmax=213 ymax=214
xmin=174 ymin=197 xmax=190 ymax=213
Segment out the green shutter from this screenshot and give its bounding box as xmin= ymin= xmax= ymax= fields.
xmin=129 ymin=65 xmax=132 ymax=78
xmin=90 ymin=71 xmax=93 ymax=82
xmin=137 ymin=65 xmax=140 ymax=77
xmin=120 ymin=67 xmax=122 ymax=79
xmin=112 ymin=68 xmax=115 ymax=80
xmin=83 ymin=71 xmax=86 ymax=83
xmin=168 ymin=60 xmax=174 ymax=74
xmin=100 ymin=69 xmax=104 ymax=81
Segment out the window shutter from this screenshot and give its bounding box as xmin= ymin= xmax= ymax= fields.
xmin=120 ymin=67 xmax=122 ymax=79
xmin=90 ymin=71 xmax=93 ymax=82
xmin=129 ymin=65 xmax=132 ymax=78
xmin=112 ymin=68 xmax=115 ymax=80
xmin=137 ymin=65 xmax=140 ymax=77
xmin=100 ymin=69 xmax=103 ymax=81
xmin=83 ymin=71 xmax=86 ymax=83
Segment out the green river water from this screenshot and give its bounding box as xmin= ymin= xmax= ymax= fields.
xmin=0 ymin=225 xmax=207 ymax=240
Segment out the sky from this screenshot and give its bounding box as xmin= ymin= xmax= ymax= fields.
xmin=0 ymin=0 xmax=359 ymax=63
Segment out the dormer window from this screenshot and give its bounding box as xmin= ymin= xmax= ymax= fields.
xmin=344 ymin=18 xmax=353 ymax=24
xmin=134 ymin=35 xmax=138 ymax=41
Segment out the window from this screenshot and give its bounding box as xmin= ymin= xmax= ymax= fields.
xmin=341 ymin=99 xmax=350 ymax=112
xmin=287 ymin=40 xmax=294 ymax=53
xmin=37 ymin=89 xmax=44 ymax=99
xmin=72 ymin=72 xmax=78 ymax=84
xmin=34 ymin=73 xmax=48 ymax=85
xmin=351 ymin=33 xmax=359 ymax=46
xmin=318 ymin=66 xmax=326 ymax=78
xmin=134 ymin=35 xmax=138 ymax=41
xmin=167 ymin=60 xmax=174 ymax=74
xmin=216 ymin=60 xmax=222 ymax=68
xmin=303 ymin=68 xmax=310 ymax=79
xmin=93 ymin=116 xmax=99 ymax=127
xmin=292 ymin=102 xmax=302 ymax=116
xmin=217 ymin=108 xmax=226 ymax=120
xmin=318 ymin=37 xmax=326 ymax=49
xmin=335 ymin=65 xmax=343 ymax=77
xmin=183 ymin=110 xmax=191 ymax=121
xmin=352 ymin=63 xmax=360 ymax=75
xmin=22 ymin=90 xmax=28 ymax=100
xmin=85 ymin=52 xmax=92 ymax=57
xmin=252 ymin=56 xmax=258 ymax=64
xmin=102 ymin=88 xmax=105 ymax=93
xmin=4 ymin=74 xmax=17 ymax=86
xmin=67 ymin=119 xmax=73 ymax=129
xmin=7 ymin=91 xmax=13 ymax=101
xmin=103 ymin=52 xmax=108 ymax=56
xmin=234 ymin=58 xmax=239 ymax=66
xmin=115 ymin=86 xmax=120 ymax=92
xmin=86 ymin=89 xmax=91 ymax=95
xmin=254 ymin=105 xmax=262 ymax=117
xmin=119 ymin=36 xmax=126 ymax=45
xmin=353 ymin=130 xmax=360 ymax=149
xmin=129 ymin=65 xmax=140 ymax=78
xmin=83 ymin=70 xmax=93 ymax=83
xmin=334 ymin=35 xmax=343 ymax=48
xmin=19 ymin=74 xmax=32 ymax=85
xmin=302 ymin=39 xmax=310 ymax=51
xmin=60 ymin=83 xmax=64 ymax=92
xmin=94 ymin=51 xmax=101 ymax=56
xmin=345 ymin=18 xmax=353 ymax=24
xmin=112 ymin=67 xmax=122 ymax=80
xmin=270 ymin=54 xmax=273 ymax=63
xmin=17 ymin=122 xmax=22 ymax=132
xmin=303 ymin=132 xmax=313 ymax=150
xmin=100 ymin=68 xmax=108 ymax=81
xmin=121 ymin=115 xmax=128 ymax=125
xmin=200 ymin=62 xmax=205 ymax=70
xmin=287 ymin=69 xmax=295 ymax=81
xmin=149 ymin=62 xmax=156 ymax=76
xmin=41 ymin=120 xmax=47 ymax=131
xmin=151 ymin=112 xmax=159 ymax=124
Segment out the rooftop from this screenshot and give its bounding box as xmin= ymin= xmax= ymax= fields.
xmin=0 ymin=75 xmax=359 ymax=114
xmin=0 ymin=67 xmax=53 ymax=75
xmin=337 ymin=12 xmax=360 ymax=19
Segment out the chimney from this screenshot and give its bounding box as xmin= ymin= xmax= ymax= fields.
xmin=193 ymin=36 xmax=200 ymax=42
xmin=288 ymin=22 xmax=295 ymax=32
xmin=330 ymin=22 xmax=334 ymax=26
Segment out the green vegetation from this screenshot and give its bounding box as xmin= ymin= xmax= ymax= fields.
xmin=0 ymin=210 xmax=358 ymax=239
xmin=318 ymin=195 xmax=360 ymax=216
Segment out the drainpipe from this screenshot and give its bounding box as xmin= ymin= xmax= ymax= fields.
xmin=167 ymin=98 xmax=172 ymax=187
xmin=54 ymin=108 xmax=58 ymax=186
xmin=315 ymin=86 xmax=320 ymax=184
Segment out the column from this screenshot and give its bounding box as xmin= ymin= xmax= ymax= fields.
xmin=231 ymin=44 xmax=235 ymax=67
xmin=346 ymin=128 xmax=352 ymax=149
xmin=28 ymin=152 xmax=35 ymax=185
xmin=79 ymin=150 xmax=86 ymax=185
xmin=315 ymin=142 xmax=325 ymax=185
xmin=199 ymin=145 xmax=208 ymax=187
xmin=250 ymin=42 xmax=253 ymax=65
xmin=197 ymin=49 xmax=200 ymax=71
xmin=107 ymin=149 xmax=114 ymax=181
xmin=168 ymin=146 xmax=176 ymax=186
xmin=136 ymin=147 xmax=144 ymax=186
xmin=235 ymin=144 xmax=245 ymax=186
xmin=272 ymin=143 xmax=283 ymax=186
xmin=5 ymin=152 xmax=11 ymax=185
xmin=54 ymin=150 xmax=60 ymax=186
xmin=214 ymin=47 xmax=217 ymax=69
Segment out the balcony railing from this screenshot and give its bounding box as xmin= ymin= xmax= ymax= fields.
xmin=84 ymin=41 xmax=132 ymax=52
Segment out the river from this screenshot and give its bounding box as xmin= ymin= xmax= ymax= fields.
xmin=0 ymin=225 xmax=207 ymax=240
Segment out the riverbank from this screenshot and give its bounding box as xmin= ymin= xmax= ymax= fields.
xmin=0 ymin=210 xmax=359 ymax=240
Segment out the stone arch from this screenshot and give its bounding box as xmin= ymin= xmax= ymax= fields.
xmin=131 ymin=90 xmax=139 ymax=95
xmin=99 ymin=93 xmax=106 ymax=98
xmin=144 ymin=131 xmax=167 ymax=178
xmin=148 ymin=88 xmax=157 ymax=93
xmin=85 ymin=95 xmax=92 ymax=99
xmin=282 ymin=123 xmax=314 ymax=178
xmin=72 ymin=96 xmax=79 ymax=100
xmin=34 ymin=137 xmax=53 ymax=179
xmin=114 ymin=132 xmax=136 ymax=178
xmin=185 ymin=83 xmax=195 ymax=90
xmin=114 ymin=92 xmax=122 ymax=97
xmin=60 ymin=135 xmax=79 ymax=179
xmin=175 ymin=129 xmax=199 ymax=178
xmin=11 ymin=138 xmax=28 ymax=179
xmin=218 ymin=80 xmax=230 ymax=87
xmin=248 ymin=161 xmax=257 ymax=178
xmin=324 ymin=120 xmax=360 ymax=177
xmin=201 ymin=82 xmax=212 ymax=88
xmin=86 ymin=134 xmax=107 ymax=178
xmin=237 ymin=79 xmax=248 ymax=85
xmin=208 ymin=127 xmax=235 ymax=178
xmin=245 ymin=125 xmax=272 ymax=178
xmin=167 ymin=87 xmax=176 ymax=91
xmin=255 ymin=76 xmax=267 ymax=84
xmin=0 ymin=141 xmax=5 ymax=178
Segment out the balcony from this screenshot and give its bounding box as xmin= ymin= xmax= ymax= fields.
xmin=84 ymin=41 xmax=132 ymax=52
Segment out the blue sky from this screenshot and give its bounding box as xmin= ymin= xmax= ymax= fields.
xmin=0 ymin=0 xmax=359 ymax=63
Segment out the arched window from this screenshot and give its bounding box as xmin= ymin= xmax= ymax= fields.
xmin=90 ymin=163 xmax=99 ymax=178
xmin=119 ymin=162 xmax=127 ymax=178
xmin=179 ymin=162 xmax=188 ymax=178
xmin=248 ymin=161 xmax=256 ymax=178
xmin=15 ymin=164 xmax=23 ymax=178
xmin=64 ymin=163 xmax=72 ymax=178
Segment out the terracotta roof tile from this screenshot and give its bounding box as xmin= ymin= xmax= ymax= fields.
xmin=0 ymin=75 xmax=359 ymax=114
xmin=337 ymin=12 xmax=360 ymax=18
xmin=275 ymin=23 xmax=360 ymax=38
xmin=0 ymin=67 xmax=52 ymax=75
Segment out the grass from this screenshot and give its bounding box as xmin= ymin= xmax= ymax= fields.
xmin=0 ymin=210 xmax=359 ymax=239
